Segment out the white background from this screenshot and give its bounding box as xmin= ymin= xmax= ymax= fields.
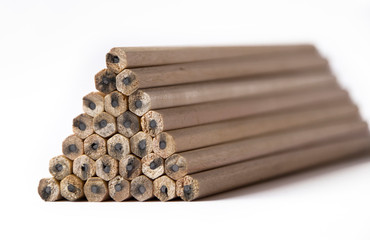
xmin=0 ymin=0 xmax=370 ymax=239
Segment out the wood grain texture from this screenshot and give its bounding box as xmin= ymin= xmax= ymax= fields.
xmin=73 ymin=155 xmax=96 ymax=181
xmin=83 ymin=92 xmax=105 ymax=117
xmin=166 ymin=118 xmax=367 ymax=180
xmin=130 ymin=175 xmax=154 ymax=201
xmin=93 ymin=112 xmax=117 ymax=138
xmin=49 ymin=155 xmax=72 ymax=180
xmin=104 ymin=91 xmax=127 ymax=117
xmin=83 ymin=134 xmax=106 ymax=160
xmin=72 ymin=113 xmax=94 ymax=139
xmin=156 ymin=85 xmax=346 ymax=131
xmin=141 ymin=69 xmax=333 ymax=110
xmin=119 ymin=154 xmax=142 ymax=180
xmin=107 ymin=133 xmax=130 ymax=160
xmin=169 ymin=101 xmax=357 ymax=152
xmin=141 ymin=153 xmax=164 ymax=179
xmin=153 ymin=176 xmax=176 ymax=202
xmin=108 ymin=176 xmax=131 ymax=201
xmin=94 ymin=69 xmax=116 ymax=94
xmin=117 ymin=111 xmax=141 ymax=138
xmin=84 ymin=177 xmax=109 ymax=202
xmin=106 ymin=44 xmax=317 ymax=73
xmin=116 ymin=51 xmax=327 ymax=95
xmin=60 ymin=174 xmax=84 ymax=201
xmin=62 ymin=134 xmax=84 ymax=160
xmin=176 ymin=135 xmax=370 ymax=201
xmin=129 ymin=131 xmax=153 ymax=158
xmin=38 ymin=178 xmax=62 ymax=202
xmin=96 ymin=155 xmax=118 ymax=181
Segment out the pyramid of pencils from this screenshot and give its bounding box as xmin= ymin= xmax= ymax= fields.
xmin=38 ymin=45 xmax=370 ymax=202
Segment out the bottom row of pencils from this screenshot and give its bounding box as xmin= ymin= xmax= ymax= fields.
xmin=38 ymin=132 xmax=370 ymax=202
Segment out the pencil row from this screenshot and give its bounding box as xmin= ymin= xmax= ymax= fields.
xmin=39 ymin=133 xmax=370 ymax=202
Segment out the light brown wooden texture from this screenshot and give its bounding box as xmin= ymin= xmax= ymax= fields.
xmin=138 ymin=69 xmax=333 ymax=112
xmin=60 ymin=174 xmax=85 ymax=201
xmin=157 ymin=85 xmax=346 ymax=131
xmin=109 ymin=176 xmax=131 ymax=201
xmin=166 ymin=119 xmax=367 ymax=180
xmin=72 ymin=113 xmax=94 ymax=139
xmin=96 ymin=155 xmax=118 ymax=181
xmin=130 ymin=175 xmax=154 ymax=201
xmin=93 ymin=112 xmax=117 ymax=138
xmin=169 ymin=101 xmax=357 ymax=152
xmin=83 ymin=134 xmax=106 ymax=160
xmin=49 ymin=155 xmax=72 ymax=180
xmin=73 ymin=155 xmax=96 ymax=181
xmin=104 ymin=91 xmax=127 ymax=117
xmin=141 ymin=153 xmax=164 ymax=179
xmin=117 ymin=111 xmax=141 ymax=138
xmin=84 ymin=177 xmax=109 ymax=202
xmin=62 ymin=135 xmax=83 ymax=160
xmin=116 ymin=51 xmax=327 ymax=95
xmin=83 ymin=92 xmax=105 ymax=117
xmin=106 ymin=44 xmax=317 ymax=73
xmin=176 ymin=135 xmax=370 ymax=201
xmin=119 ymin=154 xmax=142 ymax=180
xmin=153 ymin=176 xmax=176 ymax=202
xmin=38 ymin=178 xmax=62 ymax=202
xmin=94 ymin=69 xmax=116 ymax=94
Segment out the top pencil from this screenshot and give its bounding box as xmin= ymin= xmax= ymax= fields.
xmin=106 ymin=44 xmax=316 ymax=73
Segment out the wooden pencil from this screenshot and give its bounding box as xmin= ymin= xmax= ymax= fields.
xmin=153 ymin=176 xmax=176 ymax=202
xmin=84 ymin=177 xmax=109 ymax=202
xmin=73 ymin=155 xmax=96 ymax=181
xmin=107 ymin=133 xmax=130 ymax=160
xmin=72 ymin=113 xmax=94 ymax=139
xmin=176 ymin=135 xmax=370 ymax=201
xmin=96 ymin=155 xmax=119 ymax=181
xmin=119 ymin=154 xmax=142 ymax=180
xmin=62 ymin=134 xmax=84 ymax=160
xmin=60 ymin=174 xmax=85 ymax=201
xmin=93 ymin=112 xmax=117 ymax=138
xmin=83 ymin=92 xmax=105 ymax=117
xmin=165 ymin=119 xmax=368 ymax=180
xmin=152 ymin=85 xmax=346 ymax=131
xmin=152 ymin=132 xmax=176 ymax=158
xmin=108 ymin=176 xmax=131 ymax=201
xmin=135 ymin=69 xmax=333 ymax=116
xmin=129 ymin=131 xmax=153 ymax=158
xmin=49 ymin=155 xmax=72 ymax=180
xmin=166 ymin=102 xmax=358 ymax=152
xmin=141 ymin=153 xmax=164 ymax=179
xmin=116 ymin=51 xmax=327 ymax=95
xmin=38 ymin=178 xmax=62 ymax=202
xmin=83 ymin=134 xmax=106 ymax=160
xmin=104 ymin=91 xmax=127 ymax=117
xmin=117 ymin=111 xmax=141 ymax=138
xmin=94 ymin=69 xmax=117 ymax=94
xmin=106 ymin=44 xmax=317 ymax=73
xmin=130 ymin=175 xmax=154 ymax=201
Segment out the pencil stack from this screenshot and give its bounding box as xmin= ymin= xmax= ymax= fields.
xmin=38 ymin=45 xmax=370 ymax=202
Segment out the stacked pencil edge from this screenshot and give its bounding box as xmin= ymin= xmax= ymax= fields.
xmin=38 ymin=45 xmax=370 ymax=202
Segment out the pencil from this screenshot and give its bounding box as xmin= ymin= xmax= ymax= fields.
xmin=152 ymin=132 xmax=176 ymax=158
xmin=62 ymin=134 xmax=84 ymax=160
xmin=84 ymin=177 xmax=109 ymax=202
xmin=38 ymin=178 xmax=62 ymax=202
xmin=140 ymin=110 xmax=164 ymax=137
xmin=49 ymin=155 xmax=72 ymax=180
xmin=130 ymin=175 xmax=154 ymax=201
xmin=83 ymin=92 xmax=105 ymax=117
xmin=165 ymin=119 xmax=367 ymax=180
xmin=107 ymin=133 xmax=130 ymax=160
xmin=176 ymin=135 xmax=370 ymax=201
xmin=93 ymin=112 xmax=117 ymax=138
xmin=153 ymin=176 xmax=176 ymax=202
xmin=96 ymin=154 xmax=119 ymax=181
xmin=119 ymin=154 xmax=142 ymax=180
xmin=135 ymin=69 xmax=333 ymax=116
xmin=94 ymin=69 xmax=116 ymax=94
xmin=73 ymin=155 xmax=96 ymax=181
xmin=72 ymin=113 xmax=94 ymax=139
xmin=128 ymin=90 xmax=151 ymax=116
xmin=104 ymin=91 xmax=127 ymax=117
xmin=117 ymin=111 xmax=141 ymax=138
xmin=83 ymin=134 xmax=106 ymax=160
xmin=153 ymin=85 xmax=346 ymax=131
xmin=108 ymin=176 xmax=131 ymax=201
xmin=129 ymin=131 xmax=153 ymax=158
xmin=116 ymin=51 xmax=326 ymax=95
xmin=106 ymin=44 xmax=317 ymax=73
xmin=60 ymin=174 xmax=84 ymax=201
xmin=167 ymin=102 xmax=358 ymax=152
xmin=141 ymin=153 xmax=164 ymax=179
